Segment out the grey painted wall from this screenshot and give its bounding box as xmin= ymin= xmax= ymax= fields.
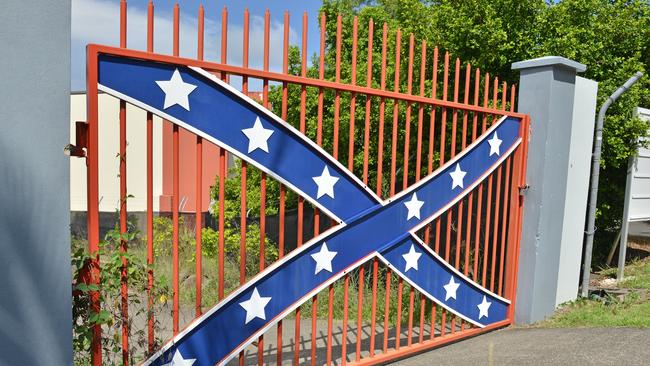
xmin=0 ymin=1 xmax=72 ymax=365
xmin=512 ymin=57 xmax=595 ymax=323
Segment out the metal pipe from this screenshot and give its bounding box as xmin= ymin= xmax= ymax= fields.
xmin=581 ymin=71 xmax=643 ymax=298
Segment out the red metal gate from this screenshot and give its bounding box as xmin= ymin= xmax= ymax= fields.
xmin=80 ymin=2 xmax=529 ymax=365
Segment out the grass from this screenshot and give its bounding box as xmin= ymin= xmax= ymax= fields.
xmin=539 ymin=257 xmax=650 ymax=328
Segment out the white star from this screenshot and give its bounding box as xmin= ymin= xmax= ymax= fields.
xmin=242 ymin=117 xmax=274 ymax=153
xmin=312 ymin=166 xmax=340 ymax=199
xmin=443 ymin=276 xmax=460 ymax=301
xmin=488 ymin=132 xmax=502 ymax=156
xmin=402 ymin=244 xmax=422 ymax=272
xmin=155 ymin=69 xmax=198 ymax=111
xmin=239 ymin=287 xmax=272 ymax=324
xmin=477 ymin=295 xmax=492 ymax=319
xmin=449 ymin=163 xmax=467 ymax=190
xmin=162 ymin=350 xmax=196 ymax=366
xmin=310 ymin=242 xmax=338 ymax=275
xmin=404 ymin=192 xmax=425 ymax=220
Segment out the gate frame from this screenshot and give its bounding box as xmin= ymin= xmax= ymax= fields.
xmin=83 ymin=4 xmax=530 ymax=364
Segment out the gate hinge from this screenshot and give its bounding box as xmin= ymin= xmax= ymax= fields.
xmin=64 ymin=121 xmax=88 ymax=158
xmin=518 ymin=184 xmax=530 ymax=196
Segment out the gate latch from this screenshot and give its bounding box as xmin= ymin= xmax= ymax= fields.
xmin=518 ymin=184 xmax=530 ymax=196
xmin=64 ymin=121 xmax=88 ymax=158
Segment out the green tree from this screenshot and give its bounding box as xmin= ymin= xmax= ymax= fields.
xmin=213 ymin=0 xmax=649 ymax=266
xmin=314 ymin=0 xmax=650 ymax=264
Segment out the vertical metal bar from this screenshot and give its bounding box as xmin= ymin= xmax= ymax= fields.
xmin=403 ymin=34 xmax=416 ymax=348
xmin=327 ymin=16 xmax=343 ymax=365
xmin=387 ymin=26 xmax=401 ymax=353
xmin=327 ymin=279 xmax=335 ymax=365
xmin=257 ymin=10 xmax=270 ymax=366
xmin=439 ymin=52 xmax=449 ymax=165
xmin=369 ymin=258 xmax=379 ymax=357
xmin=312 ymin=13 xmax=327 ymax=366
xmin=424 ymin=48 xmax=438 ymax=303
xmin=450 ymin=58 xmax=459 ymax=159
xmin=442 ymin=208 xmax=456 ymax=335
xmin=311 ymin=294 xmax=318 ymax=366
xmin=294 ymin=12 xmax=307 ymax=365
xmin=510 ymin=85 xmax=517 ymax=112
xmin=492 ymin=77 xmax=499 ymax=124
xmin=389 ymin=29 xmax=401 ymax=196
xmin=240 ymin=7 xmax=249 ymax=287
xmin=462 ymin=63 xmax=471 ymax=148
xmin=396 ymin=272 xmax=403 ymax=350
xmin=348 ymin=16 xmax=358 ymax=172
xmin=332 ymin=15 xmax=342 ymax=161
xmin=276 ymin=10 xmax=289 ymax=366
xmin=462 ymin=64 xmax=473 ymax=265
xmin=239 ymin=33 xmax=247 ymax=364
xmin=501 ymin=81 xmax=508 ymax=112
xmin=382 ymin=269 xmax=391 ymax=353
xmin=482 ymin=172 xmax=493 ymax=288
xmin=371 ymin=22 xmax=387 ymax=356
xmin=472 ymin=68 xmax=480 ymax=141
xmin=499 ymin=158 xmax=512 ymax=296
xmin=118 ymin=1 xmax=129 ymax=362
xmin=482 ymin=73 xmax=490 ymax=132
xmin=491 ymin=166 xmax=503 ymax=292
xmin=342 ymin=15 xmax=357 ymax=366
xmin=172 ymin=1 xmax=181 ymax=336
xmin=440 ymin=52 xmax=452 ymax=336
xmin=195 ymin=3 xmax=204 ymax=319
xmin=238 ymin=6 xmax=247 ymax=355
xmin=362 ymin=20 xmax=374 ymax=184
xmin=479 ymin=73 xmax=491 ymax=287
xmin=355 ymin=265 xmax=364 ymax=362
xmin=340 ymin=272 xmax=349 ymax=366
xmin=172 ymin=123 xmax=180 ymax=334
xmin=375 ymin=23 xmax=388 ymax=197
xmin=402 ymin=34 xmax=414 ymax=190
xmin=452 ymin=59 xmax=462 ymax=291
xmin=217 ymin=5 xmax=227 ymax=304
xmin=415 ymin=41 xmax=426 ymax=182
xmin=416 ymin=40 xmax=426 ymax=343
xmin=86 ymin=36 xmax=102 ymax=366
xmin=407 ymin=284 xmax=415 ymax=346
xmin=145 ymin=2 xmax=155 ymax=352
xmin=460 ymin=63 xmax=472 ymax=333
xmin=455 ymin=202 xmax=463 ymax=333
xmin=357 ymin=17 xmax=372 ymax=364
xmin=428 ymin=47 xmax=439 ymax=174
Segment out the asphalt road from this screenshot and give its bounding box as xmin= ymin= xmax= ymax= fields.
xmin=390 ymin=327 xmax=650 ymax=366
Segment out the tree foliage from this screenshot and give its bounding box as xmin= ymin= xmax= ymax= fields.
xmin=316 ymin=0 xmax=650 ymax=264
xmin=213 ymin=0 xmax=649 ymax=265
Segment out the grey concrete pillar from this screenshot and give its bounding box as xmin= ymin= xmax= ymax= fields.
xmin=0 ymin=1 xmax=72 ymax=364
xmin=512 ymin=56 xmax=598 ymax=324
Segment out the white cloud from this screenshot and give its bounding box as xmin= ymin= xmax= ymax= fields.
xmin=71 ymin=0 xmax=298 ymax=90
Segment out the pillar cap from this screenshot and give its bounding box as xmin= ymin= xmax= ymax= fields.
xmin=512 ymin=56 xmax=586 ymax=73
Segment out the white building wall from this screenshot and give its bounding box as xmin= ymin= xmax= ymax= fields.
xmin=70 ymin=93 xmax=164 ymax=212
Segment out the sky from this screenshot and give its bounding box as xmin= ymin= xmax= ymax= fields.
xmin=71 ymin=0 xmax=324 ymax=91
